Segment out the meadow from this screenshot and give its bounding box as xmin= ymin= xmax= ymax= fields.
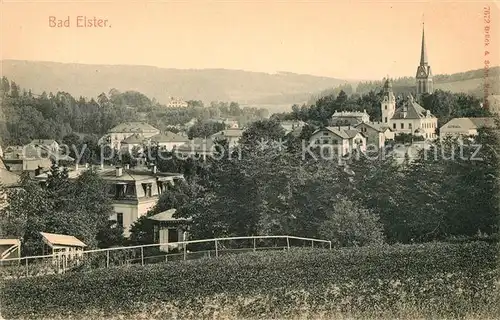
xmin=1 ymin=241 xmax=499 ymax=319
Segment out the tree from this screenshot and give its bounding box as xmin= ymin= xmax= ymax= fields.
xmin=318 ymin=197 xmax=384 ymax=247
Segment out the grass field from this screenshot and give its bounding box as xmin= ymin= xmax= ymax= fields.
xmin=1 ymin=241 xmax=499 ymax=319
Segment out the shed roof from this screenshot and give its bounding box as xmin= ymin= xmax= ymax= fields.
xmin=40 ymin=232 xmax=87 ymax=247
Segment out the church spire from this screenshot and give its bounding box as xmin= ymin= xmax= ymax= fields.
xmin=420 ymin=22 xmax=428 ymax=66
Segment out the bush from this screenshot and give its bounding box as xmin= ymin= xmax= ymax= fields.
xmin=1 ymin=242 xmax=498 ymax=319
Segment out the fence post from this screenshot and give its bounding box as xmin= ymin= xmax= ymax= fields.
xmin=311 ymin=240 xmax=314 ymax=248
xmin=215 ymin=239 xmax=219 ymax=257
xmin=106 ymin=250 xmax=110 ymax=268
xmin=329 ymin=241 xmax=332 ymax=250
xmin=253 ymin=237 xmax=256 ymax=252
xmin=183 ymin=242 xmax=187 ymax=261
xmin=141 ymin=247 xmax=144 ymax=266
xmin=25 ymin=257 xmax=28 ymax=277
xmin=286 ymin=236 xmax=290 ymax=250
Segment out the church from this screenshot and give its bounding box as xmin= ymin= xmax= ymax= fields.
xmin=380 ymin=23 xmax=438 ymax=140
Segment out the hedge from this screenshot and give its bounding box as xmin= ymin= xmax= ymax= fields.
xmin=1 ymin=241 xmax=499 ymax=319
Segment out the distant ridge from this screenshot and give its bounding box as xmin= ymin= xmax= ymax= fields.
xmin=0 ymin=60 xmax=349 ymax=106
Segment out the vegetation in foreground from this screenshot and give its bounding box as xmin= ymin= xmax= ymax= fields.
xmin=1 ymin=242 xmax=498 ymax=319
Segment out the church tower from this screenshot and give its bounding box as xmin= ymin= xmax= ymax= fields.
xmin=415 ymin=23 xmax=433 ymax=97
xmin=381 ymin=78 xmax=396 ymax=124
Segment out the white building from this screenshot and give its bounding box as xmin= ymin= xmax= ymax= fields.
xmin=309 ymin=126 xmax=366 ymax=156
xmin=210 ymin=128 xmax=245 ymax=149
xmin=331 ymin=110 xmax=370 ymax=126
xmin=439 ymin=117 xmax=496 ymax=141
xmin=99 ymin=122 xmax=160 ymax=149
xmin=354 ymin=122 xmax=394 ymax=150
xmin=150 ymin=132 xmax=190 ymax=151
xmin=167 ymin=97 xmax=188 ymax=108
xmin=381 ymin=79 xmax=438 ymax=140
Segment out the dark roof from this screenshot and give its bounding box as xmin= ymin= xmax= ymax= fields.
xmin=392 ymin=96 xmax=435 ymax=120
xmin=355 ymin=122 xmax=391 ymax=132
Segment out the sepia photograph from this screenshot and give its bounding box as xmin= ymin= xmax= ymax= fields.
xmin=0 ymin=0 xmax=499 ymax=319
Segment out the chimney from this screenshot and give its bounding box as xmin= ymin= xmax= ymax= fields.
xmin=116 ymin=166 xmax=122 ymax=177
xmin=124 ymin=164 xmax=130 ymax=170
xmin=152 ymin=165 xmax=157 ymax=174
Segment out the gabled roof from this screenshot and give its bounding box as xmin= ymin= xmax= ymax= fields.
xmin=151 ymin=132 xmax=189 ymax=143
xmin=121 ymin=134 xmax=145 ymax=144
xmin=332 ymin=110 xmax=369 ymax=118
xmin=441 ymin=117 xmax=496 ymax=130
xmin=148 ymin=208 xmax=192 ymax=222
xmin=355 ymin=122 xmax=391 ymax=132
xmin=40 ymin=232 xmax=86 ymax=248
xmin=392 ymin=96 xmax=435 ymax=120
xmin=108 ymin=122 xmax=159 ymax=133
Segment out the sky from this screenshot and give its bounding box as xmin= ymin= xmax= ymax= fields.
xmin=1 ymin=0 xmax=499 ymax=80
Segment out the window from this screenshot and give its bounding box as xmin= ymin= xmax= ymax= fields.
xmin=168 ymin=228 xmax=179 ymax=242
xmin=332 ymin=139 xmax=338 ymax=144
xmin=384 ymin=117 xmax=387 ymax=123
xmin=385 ymin=106 xmax=387 ymax=110
xmin=409 ymin=123 xmax=412 ymax=130
xmin=393 ymin=123 xmax=396 ymax=129
xmin=142 ymin=183 xmax=152 ymax=197
xmin=401 ymin=123 xmax=404 ymax=129
xmin=323 ymin=139 xmax=329 ymax=144
xmin=315 ymin=139 xmax=320 ymax=144
xmin=322 ymin=132 xmax=329 ymax=136
xmin=116 ymin=213 xmax=124 ymax=228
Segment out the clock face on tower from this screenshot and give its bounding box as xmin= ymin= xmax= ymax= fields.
xmin=420 ymin=70 xmax=426 ymax=77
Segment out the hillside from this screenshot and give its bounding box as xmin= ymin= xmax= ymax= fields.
xmin=0 ymin=60 xmax=348 ymax=107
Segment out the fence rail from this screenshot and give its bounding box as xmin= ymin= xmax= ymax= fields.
xmin=0 ymin=235 xmax=331 ymax=279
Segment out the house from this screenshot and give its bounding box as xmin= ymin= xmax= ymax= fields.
xmin=149 ymin=208 xmax=191 ymax=252
xmin=331 ymin=110 xmax=370 ymax=126
xmin=354 ymin=122 xmax=394 ymax=150
xmin=439 ymin=117 xmax=496 ymax=141
xmin=98 ymin=122 xmax=160 ymax=149
xmin=380 ymin=79 xmax=438 ymax=139
xmin=28 ymin=139 xmax=60 ymax=154
xmin=309 ymin=126 xmax=367 ymax=156
xmin=174 ymin=139 xmax=218 ymax=159
xmin=210 ymin=128 xmax=244 ymax=149
xmin=280 ymin=120 xmax=306 ymax=134
xmin=0 ymin=239 xmax=21 ymax=261
xmin=167 ymin=97 xmax=188 ymax=108
xmin=100 ymin=166 xmax=184 ymax=236
xmin=34 ymin=165 xmax=185 ymax=237
xmin=40 ymin=232 xmax=86 ymax=271
xmin=120 ymin=133 xmax=147 ymax=153
xmin=2 ymin=145 xmax=52 ymax=176
xmin=150 ymin=131 xmax=190 ymax=151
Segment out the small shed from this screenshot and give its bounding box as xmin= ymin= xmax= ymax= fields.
xmin=0 ymin=238 xmax=21 ymax=261
xmin=148 ymin=209 xmax=192 ymax=252
xmin=40 ymin=232 xmax=86 ymax=259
